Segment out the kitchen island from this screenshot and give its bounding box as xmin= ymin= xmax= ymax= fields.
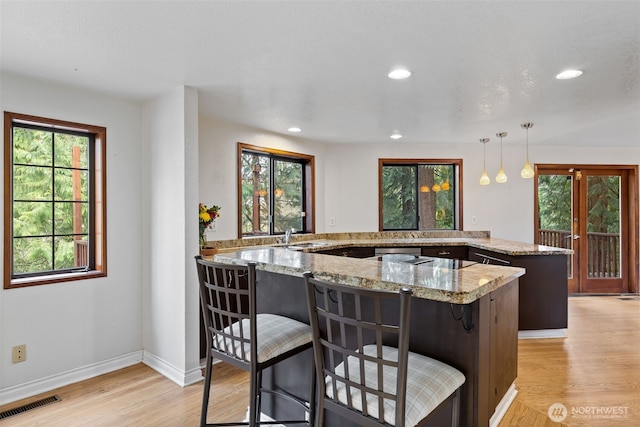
xmin=210 ymin=231 xmax=572 ymax=336
xmin=213 ymin=240 xmax=526 ymax=427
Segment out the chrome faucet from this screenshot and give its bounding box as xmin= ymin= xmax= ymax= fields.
xmin=285 ymin=228 xmax=295 ymax=246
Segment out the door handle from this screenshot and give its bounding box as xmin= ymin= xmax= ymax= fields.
xmin=573 ymin=235 xmax=580 ymax=240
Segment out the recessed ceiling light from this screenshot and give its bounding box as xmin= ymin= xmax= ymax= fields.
xmin=555 ymin=69 xmax=583 ymax=80
xmin=390 ymin=133 xmax=403 ymax=140
xmin=287 ymin=127 xmax=301 ymax=133
xmin=388 ymin=68 xmax=411 ymax=80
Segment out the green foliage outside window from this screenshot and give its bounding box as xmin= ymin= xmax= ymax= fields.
xmin=586 ymin=176 xmax=620 ymax=234
xmin=537 ymin=174 xmax=620 ymax=233
xmin=537 ymin=175 xmax=572 ymax=231
xmin=240 ymin=151 xmax=304 ymax=236
xmin=382 ymin=166 xmax=417 ymax=229
xmin=11 ymin=126 xmax=89 ymax=275
xmin=382 ymin=163 xmax=457 ymax=230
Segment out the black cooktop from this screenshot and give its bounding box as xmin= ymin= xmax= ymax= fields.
xmin=371 ymin=254 xmax=477 ymax=269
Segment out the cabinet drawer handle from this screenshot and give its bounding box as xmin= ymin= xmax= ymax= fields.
xmin=473 ymin=252 xmax=511 ymax=265
xmin=438 ymin=251 xmax=451 ymax=255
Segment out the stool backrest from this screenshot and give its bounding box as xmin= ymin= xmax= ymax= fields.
xmin=304 ymin=273 xmax=413 ymax=427
xmin=195 ymin=256 xmax=257 ymax=367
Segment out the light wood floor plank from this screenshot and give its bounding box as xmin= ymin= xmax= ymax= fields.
xmin=1 ymin=296 xmax=638 ymax=426
xmin=505 ymin=295 xmax=640 ymax=426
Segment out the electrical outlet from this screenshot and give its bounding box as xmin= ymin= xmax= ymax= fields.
xmin=329 ymin=217 xmax=336 ymax=227
xmin=12 ymin=345 xmax=26 ymax=363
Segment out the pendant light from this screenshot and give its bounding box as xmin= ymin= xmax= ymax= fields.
xmin=520 ymin=122 xmax=534 ymax=179
xmin=479 ymin=138 xmax=491 ymax=186
xmin=495 ymin=132 xmax=508 ymax=183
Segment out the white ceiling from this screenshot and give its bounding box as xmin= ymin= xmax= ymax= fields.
xmin=2 ymin=1 xmax=639 ymax=147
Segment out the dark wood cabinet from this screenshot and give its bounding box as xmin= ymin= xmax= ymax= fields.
xmin=316 ymin=246 xmax=375 ymax=258
xmin=255 ymin=270 xmax=519 ymax=427
xmin=489 ymin=282 xmax=518 ymax=411
xmin=421 ymin=245 xmax=468 ymax=259
xmin=468 ymin=248 xmax=568 ymax=332
xmin=315 ymin=243 xmax=568 ymax=333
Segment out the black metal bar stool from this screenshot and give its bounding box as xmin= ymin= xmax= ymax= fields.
xmin=195 ymin=256 xmax=315 ymax=427
xmin=303 ymin=272 xmax=465 ymax=427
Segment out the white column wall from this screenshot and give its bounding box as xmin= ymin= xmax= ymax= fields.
xmin=0 ymin=73 xmax=144 ymax=403
xmin=141 ymin=86 xmax=201 ymax=386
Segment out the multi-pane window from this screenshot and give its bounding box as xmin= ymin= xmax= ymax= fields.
xmin=379 ymin=159 xmax=462 ymax=230
xmin=4 ymin=112 xmax=106 ymax=288
xmin=238 ymin=143 xmax=314 ymax=237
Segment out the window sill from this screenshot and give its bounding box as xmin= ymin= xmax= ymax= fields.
xmin=5 ymin=270 xmax=106 ymax=289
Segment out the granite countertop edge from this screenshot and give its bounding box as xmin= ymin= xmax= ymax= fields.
xmin=213 ymin=247 xmax=526 ymax=305
xmin=208 ymin=232 xmax=573 ymax=257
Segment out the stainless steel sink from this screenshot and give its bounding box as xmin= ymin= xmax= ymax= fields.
xmin=286 ymin=242 xmax=329 ymax=249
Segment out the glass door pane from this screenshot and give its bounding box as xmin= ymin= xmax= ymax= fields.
xmin=586 ymin=175 xmax=621 ymax=278
xmin=537 ymin=174 xmax=575 ymax=280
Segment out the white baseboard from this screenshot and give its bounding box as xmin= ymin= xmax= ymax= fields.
xmin=0 ymin=351 xmax=142 ymax=406
xmin=490 ymin=383 xmax=518 ymax=427
xmin=518 ymin=329 xmax=568 ymax=339
xmin=142 ymin=350 xmax=204 ymax=387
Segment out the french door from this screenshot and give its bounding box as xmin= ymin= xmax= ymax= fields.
xmin=535 ymin=165 xmax=638 ymax=294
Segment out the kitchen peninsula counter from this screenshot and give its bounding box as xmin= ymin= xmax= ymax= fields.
xmin=205 ymin=232 xmax=545 ymax=426
xmin=210 ymin=231 xmax=571 ymax=334
xmin=214 ymin=245 xmax=524 ymax=304
xmin=210 ymin=230 xmax=571 ymax=257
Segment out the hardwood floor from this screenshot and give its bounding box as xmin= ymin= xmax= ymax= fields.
xmin=1 ymin=296 xmax=638 ymax=426
xmin=501 ymin=295 xmax=640 ymax=427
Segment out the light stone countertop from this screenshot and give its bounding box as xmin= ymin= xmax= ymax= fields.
xmin=209 ymin=231 xmax=573 ymax=256
xmin=213 ymin=246 xmax=526 ymax=305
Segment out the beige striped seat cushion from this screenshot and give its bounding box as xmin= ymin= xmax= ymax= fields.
xmin=213 ymin=313 xmax=312 ymax=363
xmin=327 ymin=344 xmax=465 ymax=426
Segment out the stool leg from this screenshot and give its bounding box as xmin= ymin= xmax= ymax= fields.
xmin=450 ymin=388 xmax=460 ymax=427
xmin=308 ymin=359 xmax=316 ymax=427
xmin=249 ymin=368 xmax=260 ymax=427
xmin=201 ymin=353 xmax=213 ymax=427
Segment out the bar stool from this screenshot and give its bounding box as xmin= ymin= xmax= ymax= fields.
xmin=195 ymin=256 xmax=315 ymax=427
xmin=303 ymin=272 xmax=465 ymax=427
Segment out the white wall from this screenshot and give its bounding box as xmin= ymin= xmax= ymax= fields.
xmin=0 ymin=73 xmax=144 ymax=402
xmin=198 ymin=116 xmax=638 ymax=244
xmin=324 ymin=141 xmax=639 ymax=243
xmin=198 ymin=117 xmax=327 ymax=240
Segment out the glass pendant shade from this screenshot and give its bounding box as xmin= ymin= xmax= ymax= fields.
xmin=496 ymin=168 xmax=508 ymax=183
xmin=480 ymin=171 xmax=490 ymax=186
xmin=495 ymin=132 xmax=507 ymax=183
xmin=521 ymin=160 xmax=534 ymax=178
xmin=520 ymin=122 xmax=534 ymax=179
xmin=479 ymin=138 xmax=490 ymax=185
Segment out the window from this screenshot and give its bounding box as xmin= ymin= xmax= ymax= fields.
xmin=379 ymin=159 xmax=462 ymax=230
xmin=238 ymin=143 xmax=314 ymax=237
xmin=4 ymin=112 xmax=106 ymax=288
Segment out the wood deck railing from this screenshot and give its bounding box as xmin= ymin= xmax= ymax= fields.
xmin=538 ymin=229 xmax=620 ymax=278
xmin=586 ymin=232 xmax=620 ymax=277
xmin=74 ymin=239 xmax=88 ymax=267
